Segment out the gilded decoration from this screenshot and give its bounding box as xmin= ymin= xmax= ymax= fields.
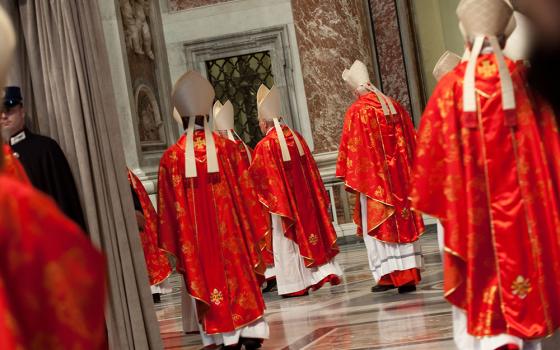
xmin=210 ymin=288 xmax=224 ymax=306
xmin=511 ymin=275 xmax=532 ymax=299
xmin=172 ymin=174 xmax=182 ymax=187
xmin=437 ymin=90 xmax=453 ymax=118
xmin=308 ymin=234 xmax=319 ymax=246
xmin=401 ymin=208 xmax=410 ymax=219
xmin=194 ymin=138 xmax=205 ymax=150
xmin=477 ymin=60 xmax=498 ymax=79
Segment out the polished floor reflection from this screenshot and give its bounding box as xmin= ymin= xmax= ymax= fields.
xmin=157 ymin=227 xmax=457 ymax=349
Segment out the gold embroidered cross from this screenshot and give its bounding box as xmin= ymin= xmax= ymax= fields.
xmin=478 ymin=60 xmax=497 ymax=79
xmin=374 ymin=186 xmax=385 ymax=198
xmin=194 ymin=138 xmax=205 ymax=150
xmin=309 ymin=234 xmax=319 ymax=246
xmin=210 ymin=288 xmax=224 ymax=306
xmin=511 ymin=275 xmax=531 ymax=299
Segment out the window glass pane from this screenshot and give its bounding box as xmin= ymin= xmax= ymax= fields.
xmin=205 ymin=51 xmax=275 ymax=148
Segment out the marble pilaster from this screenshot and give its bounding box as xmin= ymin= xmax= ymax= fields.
xmin=291 ymin=0 xmax=376 ymax=153
xmin=368 ymin=0 xmax=412 ymax=115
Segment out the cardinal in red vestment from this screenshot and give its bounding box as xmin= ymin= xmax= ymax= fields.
xmin=127 ymin=169 xmax=171 ymax=290
xmin=213 ymin=100 xmax=274 ymax=279
xmin=213 ymin=100 xmax=254 ymax=168
xmin=250 ymin=84 xmax=342 ymax=297
xmin=158 ymin=71 xmax=268 ymax=349
xmin=2 ymin=143 xmax=29 ymax=182
xmin=337 ymin=60 xmax=424 ymax=293
xmin=411 ymin=1 xmax=560 ymax=348
xmin=0 ymin=172 xmax=108 ymax=350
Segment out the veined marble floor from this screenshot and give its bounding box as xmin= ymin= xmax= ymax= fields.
xmin=156 ymin=228 xmax=457 ymax=349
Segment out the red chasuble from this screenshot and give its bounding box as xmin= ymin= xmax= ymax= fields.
xmin=2 ymin=144 xmax=29 ymax=183
xmin=127 ymin=169 xmax=171 ymax=286
xmin=411 ymin=54 xmax=560 ymax=339
xmin=336 ymin=92 xmax=424 ymax=243
xmin=228 ymin=140 xmax=273 ymax=267
xmin=158 ymin=131 xmax=267 ymax=335
xmin=235 ymin=140 xmax=253 ymax=169
xmin=0 ymin=175 xmax=106 ymax=349
xmin=250 ymin=125 xmax=339 ymax=268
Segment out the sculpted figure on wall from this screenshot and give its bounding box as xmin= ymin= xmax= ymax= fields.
xmin=121 ymin=0 xmax=155 ymax=60
xmin=136 ymin=85 xmax=163 ymax=142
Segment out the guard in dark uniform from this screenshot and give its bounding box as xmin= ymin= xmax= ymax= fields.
xmin=0 ymin=86 xmax=87 ymax=231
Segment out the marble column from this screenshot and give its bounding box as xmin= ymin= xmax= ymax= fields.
xmin=291 ymin=0 xmax=376 ymax=153
xmin=367 ymin=0 xmax=424 ymax=124
xmin=368 ymin=0 xmax=411 ymax=113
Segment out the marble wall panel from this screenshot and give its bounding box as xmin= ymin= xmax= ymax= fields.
xmin=168 ymin=0 xmax=232 ymax=11
xmin=291 ymin=0 xmax=375 ymax=153
xmin=368 ymin=0 xmax=412 ymax=114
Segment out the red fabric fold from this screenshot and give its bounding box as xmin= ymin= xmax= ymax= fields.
xmin=128 ymin=169 xmax=172 ymax=286
xmin=0 ymin=175 xmax=106 ymax=349
xmin=336 ymin=93 xmax=424 ymax=243
xmin=250 ymin=126 xmax=339 ymax=268
xmin=157 ymin=131 xmax=267 ymax=334
xmin=411 ymin=55 xmax=560 ymax=339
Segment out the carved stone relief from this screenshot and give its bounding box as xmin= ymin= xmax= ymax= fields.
xmin=121 ymin=0 xmax=155 ymax=60
xmin=118 ymin=0 xmax=170 ymax=153
xmin=135 ymin=84 xmax=163 ymax=143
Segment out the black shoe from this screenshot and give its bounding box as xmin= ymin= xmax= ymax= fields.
xmin=152 ymin=293 xmax=161 ymax=303
xmin=371 ymin=284 xmax=396 ymax=293
xmin=262 ymin=279 xmax=277 ymax=293
xmin=241 ymin=338 xmax=263 ymax=350
xmin=397 ymin=285 xmax=417 ymax=294
xmin=281 ymin=290 xmax=309 ymax=298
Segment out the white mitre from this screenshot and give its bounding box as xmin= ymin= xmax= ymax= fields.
xmin=213 ymin=100 xmax=235 ymax=134
xmin=457 ymin=0 xmax=515 ymax=120
xmin=213 ymin=100 xmax=253 ymax=163
xmin=257 ymin=84 xmax=304 ymax=161
xmin=504 ymin=11 xmax=533 ymax=61
xmin=172 ymin=70 xmax=218 ymax=178
xmin=341 ymin=60 xmax=396 ymax=116
xmin=433 ymin=51 xmax=462 ymax=81
xmin=458 ymin=0 xmax=515 ymax=62
xmin=0 ymin=6 xmax=16 ymax=88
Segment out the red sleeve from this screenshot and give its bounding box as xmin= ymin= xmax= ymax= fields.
xmin=410 ymin=75 xmax=464 ymax=223
xmin=156 ymin=154 xmax=180 ymax=261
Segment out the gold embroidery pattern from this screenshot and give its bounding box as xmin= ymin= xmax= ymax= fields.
xmin=210 ymin=288 xmax=224 ymax=306
xmin=172 ymin=174 xmax=182 ymax=187
xmin=308 ymin=234 xmax=319 ymax=246
xmin=194 ymin=138 xmax=205 ymax=150
xmin=401 ymin=208 xmax=409 ymax=219
xmin=374 ymin=186 xmax=385 ymax=198
xmin=511 ymin=275 xmax=532 ymax=299
xmin=436 ymin=90 xmax=453 ymax=118
xmin=175 ymin=202 xmax=186 ymax=216
xmin=478 ymin=60 xmax=497 ymax=78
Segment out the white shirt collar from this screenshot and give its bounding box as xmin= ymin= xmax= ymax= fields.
xmin=10 ymin=130 xmax=26 ymax=146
